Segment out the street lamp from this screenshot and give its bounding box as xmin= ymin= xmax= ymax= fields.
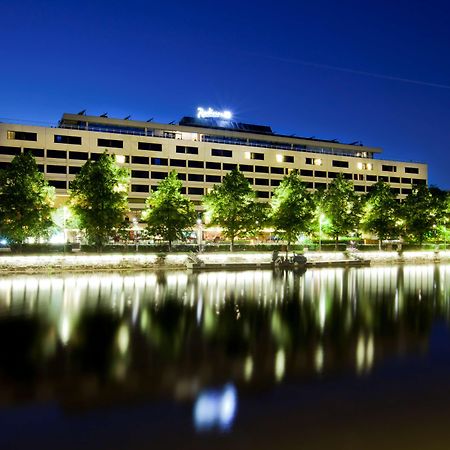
xmin=197 ymin=218 xmax=203 ymax=252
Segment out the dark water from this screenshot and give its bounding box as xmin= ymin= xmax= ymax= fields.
xmin=0 ymin=265 xmax=449 ymax=449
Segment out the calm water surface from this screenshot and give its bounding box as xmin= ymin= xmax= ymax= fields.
xmin=0 ymin=264 xmax=449 ymax=449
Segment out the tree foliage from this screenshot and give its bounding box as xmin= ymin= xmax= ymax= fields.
xmin=320 ymin=174 xmax=362 ymax=245
xmin=361 ymin=180 xmax=400 ymax=248
xmin=203 ymin=169 xmax=264 ymax=250
xmin=69 ymin=152 xmax=129 ymax=249
xmin=141 ymin=171 xmax=196 ymax=250
xmin=0 ymin=152 xmax=55 ymax=244
xmin=270 ymin=171 xmax=315 ymax=254
xmin=401 ymin=184 xmax=444 ymax=243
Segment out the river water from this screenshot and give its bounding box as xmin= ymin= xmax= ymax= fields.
xmin=0 ymin=264 xmax=449 ymax=449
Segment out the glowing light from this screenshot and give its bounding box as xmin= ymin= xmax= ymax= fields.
xmin=244 ymin=356 xmax=253 ymax=381
xmin=115 ymin=154 xmax=126 ymax=164
xmin=276 ymin=154 xmax=283 ymax=163
xmin=314 ymin=345 xmax=324 ymax=373
xmin=193 ymin=384 xmax=238 ymax=432
xmin=314 ymin=158 xmax=322 ymax=166
xmin=197 ymin=107 xmax=232 ymax=120
xmin=275 ymin=348 xmax=285 ymax=382
xmin=117 ymin=324 xmax=129 ymax=355
xmin=357 ymin=162 xmax=363 ymax=170
xmin=367 ymin=163 xmax=373 ymax=170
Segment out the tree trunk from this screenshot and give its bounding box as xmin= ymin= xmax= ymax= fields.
xmin=378 ymin=239 xmax=382 ymax=251
xmin=335 ymin=235 xmax=339 ymax=251
xmin=285 ymin=241 xmax=290 ymax=260
xmin=168 ymin=240 xmax=172 ymax=252
xmin=230 ymin=236 xmax=234 ymax=252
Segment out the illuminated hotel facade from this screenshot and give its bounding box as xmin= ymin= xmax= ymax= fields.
xmin=0 ymin=110 xmax=427 ymax=215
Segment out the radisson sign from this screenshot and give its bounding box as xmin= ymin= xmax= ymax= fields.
xmin=197 ymin=107 xmax=232 ymax=120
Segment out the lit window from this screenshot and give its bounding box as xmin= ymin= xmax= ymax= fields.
xmin=314 ymin=158 xmax=322 ymax=166
xmin=115 ymin=154 xmax=126 ymax=164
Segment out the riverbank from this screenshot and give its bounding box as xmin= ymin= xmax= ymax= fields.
xmin=0 ymin=250 xmax=449 ymax=274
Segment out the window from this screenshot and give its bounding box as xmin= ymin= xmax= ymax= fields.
xmin=391 ymin=188 xmax=400 ymax=194
xmin=306 ymin=157 xmax=313 ymax=165
xmin=25 ymin=148 xmax=44 ymax=157
xmin=90 ymin=153 xmax=102 ymax=161
xmin=47 ymin=149 xmax=66 ymax=159
xmin=315 ymin=182 xmax=327 ymax=190
xmin=69 ymin=151 xmax=89 ymax=160
xmin=98 ymin=138 xmax=123 ymax=148
xmin=7 ymin=130 xmax=37 ymax=141
xmin=131 ymin=170 xmax=149 ymax=178
xmin=271 ymin=167 xmax=284 ymax=174
xmin=245 ymin=177 xmax=253 ymax=184
xmin=206 ymin=161 xmax=221 ymax=170
xmin=382 ymin=164 xmax=396 ymax=172
xmin=342 ymin=173 xmax=352 ymax=180
xmin=211 ymin=148 xmax=232 ymax=157
xmin=412 ymin=178 xmax=426 ymax=185
xmin=277 ymin=155 xmax=294 ymax=163
xmin=138 ymin=142 xmax=162 ymax=151
xmin=170 ymin=159 xmax=186 ymax=167
xmin=188 ymin=160 xmax=204 ymax=168
xmin=206 ymin=175 xmax=221 ymax=183
xmin=255 ymin=178 xmax=269 ymax=186
xmin=0 ymin=146 xmax=20 ymax=156
xmin=271 ymin=179 xmax=281 ymax=187
xmin=132 ymin=156 xmax=149 ymax=165
xmin=69 ymin=166 xmax=82 ymax=174
xmin=401 ymin=178 xmax=411 ymax=184
xmin=366 ymin=175 xmax=377 ymax=182
xmin=405 ymin=167 xmax=419 ymax=174
xmin=46 ymin=165 xmax=66 ymax=174
xmin=188 ymin=187 xmax=204 ymax=195
xmin=177 ymin=173 xmax=186 ymax=180
xmin=402 ymin=188 xmax=412 ymax=195
xmin=354 ymin=185 xmax=365 ymax=192
xmin=315 ymin=170 xmax=326 ymax=178
xmin=250 ymin=152 xmax=264 ymax=160
xmin=328 ymin=171 xmax=339 ymax=179
xmin=239 ymin=164 xmax=253 ymax=172
xmin=54 ymin=135 xmax=82 ymax=145
xmin=300 ymin=169 xmax=313 ymax=177
xmin=255 ymin=165 xmax=269 ymax=173
xmin=176 ymin=145 xmax=198 ymax=154
xmin=188 ymin=174 xmax=204 ymax=182
xmin=131 ymin=184 xmax=150 ymax=193
xmin=256 ymin=191 xmax=270 ymax=198
xmin=48 ymin=180 xmax=66 ymax=189
xmin=151 ymin=171 xmax=167 ymax=179
xmin=223 ymin=163 xmax=237 ymax=171
xmin=151 ymin=157 xmax=168 ymax=166
xmin=37 ymin=164 xmax=44 ymax=172
xmin=390 ymin=177 xmax=400 ymax=183
xmin=304 ymin=182 xmax=314 ymax=188
xmin=332 ymin=160 xmax=349 ymax=168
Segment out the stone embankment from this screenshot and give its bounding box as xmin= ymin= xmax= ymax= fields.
xmin=0 ymin=250 xmax=448 ymax=274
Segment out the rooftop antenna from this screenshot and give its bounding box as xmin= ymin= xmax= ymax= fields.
xmin=169 ymin=120 xmax=175 ymax=125
xmin=124 ymin=115 xmax=131 ymax=120
xmin=100 ymin=113 xmax=108 ymax=118
xmin=146 ymin=118 xmax=154 ymax=122
xmin=78 ymin=109 xmax=86 ymax=115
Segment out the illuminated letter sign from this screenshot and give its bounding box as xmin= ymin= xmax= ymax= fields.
xmin=197 ymin=107 xmax=232 ymax=120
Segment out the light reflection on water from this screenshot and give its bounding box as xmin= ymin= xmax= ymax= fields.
xmin=0 ymin=264 xmax=448 ymax=433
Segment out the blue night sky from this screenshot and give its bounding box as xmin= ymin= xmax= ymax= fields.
xmin=1 ymin=0 xmax=449 ymax=189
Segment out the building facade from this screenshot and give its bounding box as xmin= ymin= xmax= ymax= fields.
xmin=0 ymin=112 xmax=428 ymax=218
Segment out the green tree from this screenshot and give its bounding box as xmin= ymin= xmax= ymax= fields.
xmin=203 ymin=168 xmax=263 ymax=251
xmin=70 ymin=152 xmax=129 ymax=249
xmin=270 ymin=171 xmax=315 ymax=257
xmin=0 ymin=152 xmax=55 ymax=245
xmin=401 ymin=184 xmax=445 ymax=244
xmin=141 ymin=171 xmax=196 ymax=251
xmin=321 ymin=173 xmax=362 ymax=248
xmin=429 ymin=186 xmax=450 ymax=244
xmin=361 ymin=180 xmax=400 ymax=250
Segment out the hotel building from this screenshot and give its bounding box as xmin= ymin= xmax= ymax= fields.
xmin=0 ymin=110 xmax=427 ymax=217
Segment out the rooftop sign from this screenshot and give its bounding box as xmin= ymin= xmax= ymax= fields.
xmin=197 ymin=107 xmax=232 ymax=120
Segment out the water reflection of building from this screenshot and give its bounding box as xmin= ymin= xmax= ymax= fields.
xmin=0 ymin=265 xmax=447 ymax=411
